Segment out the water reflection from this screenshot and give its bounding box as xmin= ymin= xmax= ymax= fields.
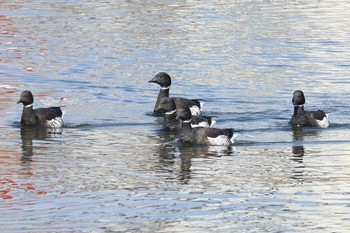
xmin=178 ymin=151 xmax=192 ymax=183
xmin=290 ymin=127 xmax=325 ymax=183
xmin=153 ymin=130 xmax=235 ymax=185
xmin=292 ymin=127 xmax=304 ymax=141
xmin=291 ymin=127 xmax=305 ymax=164
xmin=178 ymin=144 xmax=234 ymax=184
xmin=154 ymin=143 xmax=193 ymax=184
xmin=20 ymin=127 xmax=62 ymax=159
xmin=179 ymin=143 xmax=234 ymax=158
xmin=292 ymin=145 xmax=305 ymax=160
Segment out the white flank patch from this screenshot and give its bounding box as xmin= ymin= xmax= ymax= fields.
xmin=316 ymin=113 xmax=329 ymax=128
xmin=46 ymin=117 xmax=64 ymax=128
xmin=230 ymin=133 xmax=239 ymax=144
xmin=207 ymin=135 xmax=230 ymax=146
xmin=210 ymin=119 xmax=216 ymax=127
xmin=189 ymin=106 xmax=201 ymax=116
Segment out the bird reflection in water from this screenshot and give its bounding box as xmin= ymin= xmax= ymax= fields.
xmin=289 ymin=127 xmax=306 ymax=181
xmin=154 ymin=139 xmax=235 ymax=185
xmin=20 ymin=127 xmax=62 ymax=161
xmin=291 ymin=127 xmax=305 ymax=164
xmin=290 ymin=127 xmax=321 ymax=182
xmin=179 ymin=144 xmax=234 ymax=184
xmin=291 ymin=127 xmax=321 ymax=164
xmin=153 ymin=126 xmax=235 ymax=184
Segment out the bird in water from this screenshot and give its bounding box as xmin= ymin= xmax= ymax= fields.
xmin=289 ymin=90 xmax=329 ymax=128
xmin=149 ymin=72 xmax=203 ymax=116
xmin=17 ymin=90 xmax=64 ymax=128
xmin=177 ymin=107 xmax=238 ymax=146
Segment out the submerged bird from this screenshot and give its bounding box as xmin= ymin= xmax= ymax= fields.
xmin=17 ymin=90 xmax=64 ymax=128
xmin=149 ymin=72 xmax=203 ymax=116
xmin=289 ymin=90 xmax=329 ymax=128
xmin=156 ymin=97 xmax=215 ymax=131
xmin=177 ymin=107 xmax=238 ymax=146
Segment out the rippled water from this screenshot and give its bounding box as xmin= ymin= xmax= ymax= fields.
xmin=1 ymin=0 xmax=350 ymax=232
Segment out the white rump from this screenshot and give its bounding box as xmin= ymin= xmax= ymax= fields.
xmin=316 ymin=113 xmax=330 ymax=128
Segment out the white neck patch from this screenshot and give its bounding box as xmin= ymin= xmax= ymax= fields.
xmin=183 ymin=119 xmax=192 ymax=123
xmin=294 ymin=105 xmax=304 ymax=107
xmin=161 ymin=86 xmax=170 ymax=90
xmin=165 ymin=109 xmax=176 ymax=115
xmin=24 ymin=104 xmax=33 ymax=108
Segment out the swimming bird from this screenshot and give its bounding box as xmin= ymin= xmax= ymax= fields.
xmin=155 ymin=97 xmax=215 ymax=131
xmin=149 ymin=72 xmax=203 ymax=116
xmin=177 ymin=107 xmax=238 ymax=146
xmin=289 ymin=90 xmax=329 ymax=128
xmin=17 ymin=90 xmax=64 ymax=128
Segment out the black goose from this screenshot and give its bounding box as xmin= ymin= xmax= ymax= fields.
xmin=289 ymin=90 xmax=329 ymax=128
xmin=149 ymin=72 xmax=203 ymax=116
xmin=17 ymin=90 xmax=64 ymax=128
xmin=155 ymin=97 xmax=215 ymax=131
xmin=177 ymin=107 xmax=238 ymax=146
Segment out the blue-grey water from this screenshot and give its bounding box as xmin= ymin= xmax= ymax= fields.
xmin=1 ymin=1 xmax=350 ymax=232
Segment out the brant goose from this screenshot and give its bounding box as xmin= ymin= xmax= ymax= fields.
xmin=289 ymin=90 xmax=329 ymax=128
xmin=177 ymin=107 xmax=238 ymax=146
xmin=155 ymin=97 xmax=215 ymax=130
xmin=149 ymin=72 xmax=203 ymax=116
xmin=17 ymin=90 xmax=64 ymax=128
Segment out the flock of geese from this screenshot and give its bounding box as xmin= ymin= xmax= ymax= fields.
xmin=17 ymin=72 xmax=330 ymax=146
xmin=148 ymin=72 xmax=329 ymax=145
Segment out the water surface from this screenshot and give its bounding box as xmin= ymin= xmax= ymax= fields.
xmin=1 ymin=0 xmax=350 ymax=232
